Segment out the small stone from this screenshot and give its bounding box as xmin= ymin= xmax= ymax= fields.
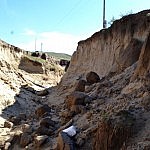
xmin=70 ymin=105 xmax=86 ymax=115
xmin=36 ymin=126 xmax=53 ymax=136
xmin=76 ymin=137 xmax=85 ymax=146
xmin=40 ymin=53 xmax=47 ymax=60
xmin=40 ymin=117 xmax=55 ymax=128
xmin=20 ymin=133 xmax=32 ymax=148
xmin=36 ymin=89 xmax=49 ymax=96
xmin=35 ymin=104 xmax=51 ymax=118
xmin=9 ymin=116 xmax=21 ymax=126
xmin=21 ymin=124 xmax=32 ymax=133
xmin=11 ymin=130 xmax=22 ymax=145
xmin=34 ymin=135 xmax=48 ymax=147
xmin=65 ymin=91 xmax=88 ymax=109
xmin=146 ymin=13 xmax=150 ymax=17
xmin=18 ymin=113 xmax=26 ymax=120
xmin=4 ymin=142 xmax=11 ymax=150
xmin=74 ymin=80 xmax=86 ymax=92
xmin=4 ymin=121 xmax=13 ymax=128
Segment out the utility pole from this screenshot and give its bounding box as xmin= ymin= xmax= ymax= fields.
xmin=41 ymin=42 xmax=43 ymax=52
xmin=35 ymin=38 xmax=37 ymax=51
xmin=103 ymin=0 xmax=106 ymax=28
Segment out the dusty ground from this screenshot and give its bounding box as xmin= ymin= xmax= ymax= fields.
xmin=0 ymin=52 xmax=64 ymax=149
xmin=1 ymin=60 xmax=149 ymax=150
xmin=0 ymin=10 xmax=150 ymax=150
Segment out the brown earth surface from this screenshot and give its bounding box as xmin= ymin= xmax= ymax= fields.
xmin=0 ymin=10 xmax=150 ymax=150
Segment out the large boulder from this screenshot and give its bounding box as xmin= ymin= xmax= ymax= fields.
xmin=65 ymin=91 xmax=88 ymax=110
xmin=74 ymin=79 xmax=86 ymax=92
xmin=36 ymin=126 xmax=53 ymax=136
xmin=35 ymin=104 xmax=51 ymax=118
xmin=86 ymin=71 xmax=100 ymax=85
xmin=19 ymin=56 xmax=44 ymax=74
xmin=40 ymin=117 xmax=55 ymax=128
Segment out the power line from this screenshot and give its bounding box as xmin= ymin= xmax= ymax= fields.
xmin=54 ymin=0 xmax=84 ymax=28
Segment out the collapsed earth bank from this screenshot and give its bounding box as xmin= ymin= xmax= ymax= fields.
xmin=0 ymin=10 xmax=150 ymax=150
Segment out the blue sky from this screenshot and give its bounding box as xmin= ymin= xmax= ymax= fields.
xmin=0 ymin=0 xmax=149 ymax=54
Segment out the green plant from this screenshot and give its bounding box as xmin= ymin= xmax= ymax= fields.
xmin=120 ymin=10 xmax=133 ymax=17
xmin=108 ymin=10 xmax=133 ymax=26
xmin=46 ymin=52 xmax=71 ymax=60
xmin=108 ymin=16 xmax=116 ymax=26
xmin=25 ymin=55 xmax=46 ymax=64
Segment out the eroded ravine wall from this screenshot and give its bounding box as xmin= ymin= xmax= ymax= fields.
xmin=0 ymin=39 xmax=29 ymax=67
xmin=61 ymin=10 xmax=150 ymax=87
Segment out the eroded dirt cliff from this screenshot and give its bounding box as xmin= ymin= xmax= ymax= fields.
xmin=0 ymin=10 xmax=150 ymax=150
xmin=0 ymin=39 xmax=64 ymax=149
xmin=61 ymin=10 xmax=150 ymax=89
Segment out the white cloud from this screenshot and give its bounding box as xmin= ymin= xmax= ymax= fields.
xmin=23 ymin=29 xmax=36 ymax=36
xmin=18 ymin=30 xmax=91 ymax=55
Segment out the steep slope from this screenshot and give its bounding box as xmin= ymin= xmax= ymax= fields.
xmin=0 ymin=39 xmax=64 ymax=115
xmin=54 ymin=10 xmax=150 ymax=150
xmin=132 ymin=31 xmax=150 ymax=79
xmin=0 ymin=39 xmax=64 ymax=149
xmin=61 ymin=10 xmax=150 ymax=88
xmin=0 ymin=10 xmax=150 ymax=150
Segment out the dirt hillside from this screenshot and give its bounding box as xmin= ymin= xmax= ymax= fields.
xmin=0 ymin=10 xmax=150 ymax=150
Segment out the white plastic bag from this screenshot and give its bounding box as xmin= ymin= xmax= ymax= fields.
xmin=62 ymin=125 xmax=76 ymax=137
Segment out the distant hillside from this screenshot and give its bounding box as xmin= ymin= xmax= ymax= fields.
xmin=46 ymin=52 xmax=71 ymax=60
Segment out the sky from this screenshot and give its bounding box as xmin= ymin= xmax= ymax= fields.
xmin=0 ymin=0 xmax=150 ymax=55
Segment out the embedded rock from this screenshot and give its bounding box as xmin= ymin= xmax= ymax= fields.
xmin=4 ymin=142 xmax=11 ymax=150
xmin=40 ymin=117 xmax=55 ymax=128
xmin=86 ymin=71 xmax=100 ymax=84
xmin=8 ymin=116 xmax=21 ymax=126
xmin=35 ymin=104 xmax=51 ymax=118
xmin=19 ymin=56 xmax=44 ymax=73
xmin=4 ymin=121 xmax=13 ymax=128
xmin=36 ymin=126 xmax=53 ymax=136
xmin=74 ymin=79 xmax=86 ymax=92
xmin=65 ymin=91 xmax=88 ymax=109
xmin=34 ymin=135 xmax=48 ymax=148
xmin=20 ymin=133 xmax=32 ymax=148
xmin=36 ymin=89 xmax=49 ymax=96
